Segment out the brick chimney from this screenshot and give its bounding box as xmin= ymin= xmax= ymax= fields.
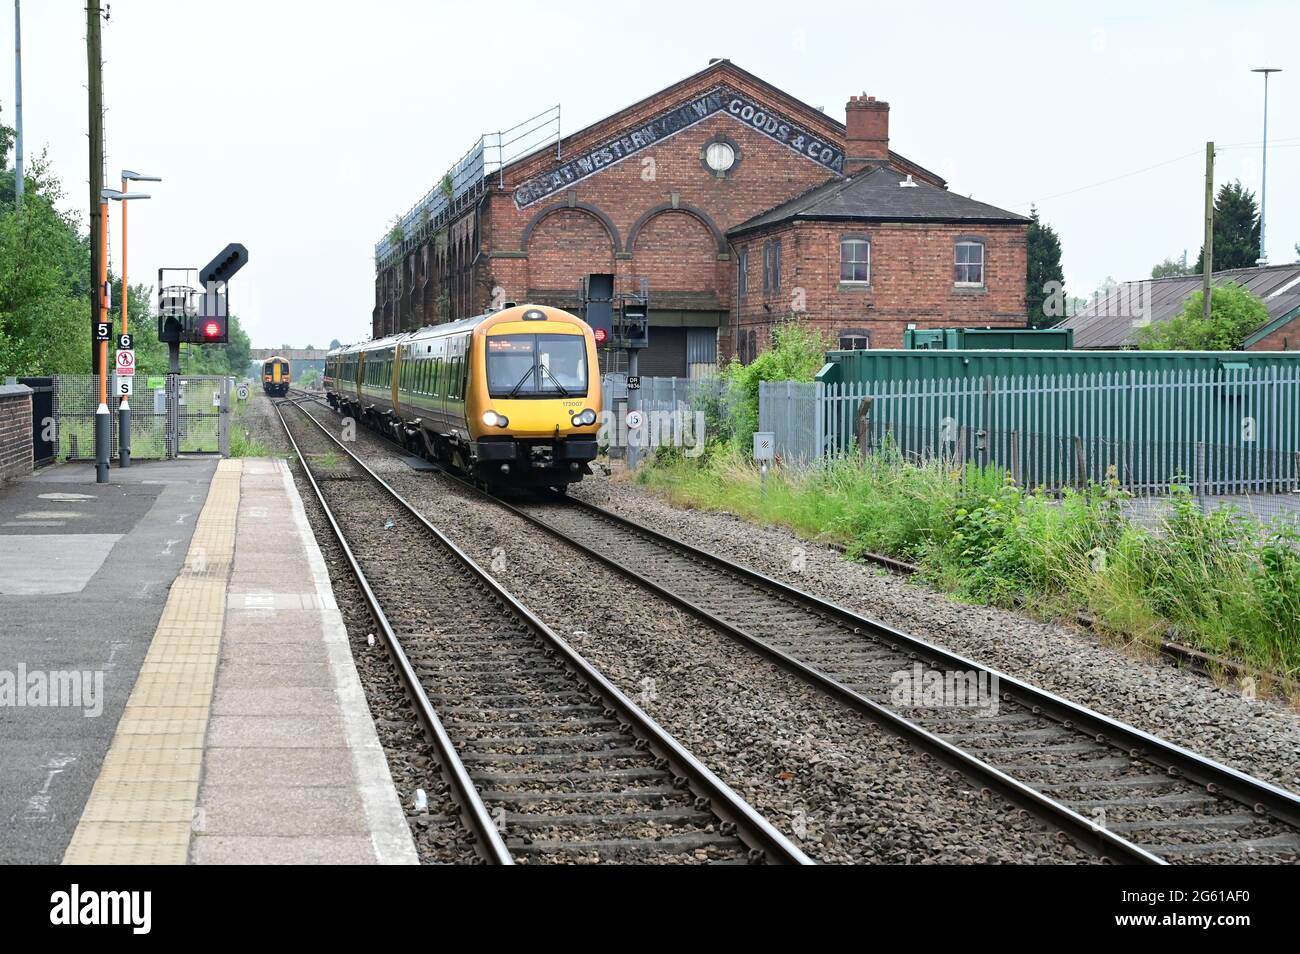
xmin=845 ymin=94 xmax=889 ymax=173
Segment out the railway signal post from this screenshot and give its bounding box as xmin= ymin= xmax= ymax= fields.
xmin=617 ymin=293 xmax=650 ymax=470
xmin=157 ymin=245 xmax=248 ymax=456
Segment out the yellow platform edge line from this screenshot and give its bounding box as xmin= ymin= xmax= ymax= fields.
xmin=63 ymin=459 xmax=243 ymax=865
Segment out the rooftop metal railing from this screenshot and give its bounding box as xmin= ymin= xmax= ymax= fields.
xmin=374 ymin=105 xmax=561 ymax=269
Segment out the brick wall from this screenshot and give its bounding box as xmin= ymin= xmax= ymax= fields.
xmin=371 ymin=60 xmax=1021 ymax=357
xmin=0 ymin=385 xmax=34 ymax=482
xmin=732 ymin=220 xmax=1028 ymax=352
xmin=1246 ymin=319 xmax=1298 ymax=351
xmin=376 ymin=62 xmax=876 ymax=338
xmin=484 ymin=111 xmax=839 ymax=306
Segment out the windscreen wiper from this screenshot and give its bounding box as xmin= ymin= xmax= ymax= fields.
xmin=507 ymin=365 xmax=535 ymax=399
xmin=538 ymin=363 xmax=569 ymax=396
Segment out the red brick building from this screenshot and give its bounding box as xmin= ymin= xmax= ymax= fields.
xmin=373 ymin=60 xmax=1028 ymax=374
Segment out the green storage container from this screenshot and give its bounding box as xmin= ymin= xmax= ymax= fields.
xmin=818 ymin=348 xmax=1300 ymax=385
xmin=901 ymin=327 xmax=1074 ymax=351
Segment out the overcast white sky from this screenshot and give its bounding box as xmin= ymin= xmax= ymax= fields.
xmin=1 ymin=0 xmax=1295 ymax=348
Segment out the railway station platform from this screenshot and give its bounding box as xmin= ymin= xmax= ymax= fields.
xmin=0 ymin=457 xmax=415 ymax=864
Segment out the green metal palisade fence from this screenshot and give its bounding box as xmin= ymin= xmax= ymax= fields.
xmin=763 ymin=364 xmax=1300 ymax=496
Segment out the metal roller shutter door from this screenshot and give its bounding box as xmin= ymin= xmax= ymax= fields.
xmin=635 ymin=327 xmax=688 ymax=377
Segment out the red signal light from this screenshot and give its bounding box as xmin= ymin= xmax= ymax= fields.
xmin=593 ymin=327 xmax=608 ymax=344
xmin=202 ymin=321 xmax=221 ymax=338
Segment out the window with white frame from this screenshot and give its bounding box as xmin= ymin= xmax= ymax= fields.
xmin=840 ymin=238 xmax=870 ymax=283
xmin=737 ymin=247 xmax=749 ymax=298
xmin=838 ymin=331 xmax=870 ymax=351
xmin=954 ymin=241 xmax=985 ymax=286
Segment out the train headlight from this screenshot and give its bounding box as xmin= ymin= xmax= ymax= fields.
xmin=571 ymin=408 xmax=597 ymax=427
xmin=482 ymin=410 xmax=509 ymax=428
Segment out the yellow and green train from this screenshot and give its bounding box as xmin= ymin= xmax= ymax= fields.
xmin=323 ymin=304 xmax=601 ymax=490
xmin=263 ymin=356 xmax=291 ymax=396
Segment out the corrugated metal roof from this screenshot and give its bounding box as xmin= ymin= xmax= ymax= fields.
xmin=728 ymin=166 xmax=1028 ymax=236
xmin=1056 ymin=263 xmax=1300 ymax=348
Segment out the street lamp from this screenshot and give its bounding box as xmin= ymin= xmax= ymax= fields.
xmin=95 ymin=186 xmax=151 ymax=482
xmin=1251 ymin=67 xmax=1282 ymax=267
xmin=115 ymin=170 xmax=161 ymax=467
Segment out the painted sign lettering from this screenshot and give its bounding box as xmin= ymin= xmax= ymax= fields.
xmin=513 ymin=87 xmax=844 ymax=208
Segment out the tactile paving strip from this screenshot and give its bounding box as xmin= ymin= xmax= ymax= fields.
xmin=63 ymin=460 xmax=242 ymax=864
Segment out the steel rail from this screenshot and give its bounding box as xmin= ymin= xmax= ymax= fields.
xmin=287 ymin=390 xmax=1156 ymax=861
xmin=281 ymin=398 xmax=813 ymax=866
xmin=291 ymin=389 xmax=1300 ymax=862
xmin=276 ymin=401 xmax=515 ymax=865
xmin=291 ymin=390 xmax=1282 ymax=690
xmin=821 ymin=541 xmax=1296 ymax=694
xmin=556 ymin=496 xmax=1300 ymax=833
xmin=455 ymin=487 xmax=1167 ymax=864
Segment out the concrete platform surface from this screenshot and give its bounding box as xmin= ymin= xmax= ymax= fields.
xmin=0 ymin=459 xmax=217 ymax=863
xmin=192 ymin=458 xmax=415 ymax=864
xmin=58 ymin=458 xmax=416 ymax=865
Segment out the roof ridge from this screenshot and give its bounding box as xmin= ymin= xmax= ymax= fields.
xmin=728 ymin=172 xmax=846 ymax=231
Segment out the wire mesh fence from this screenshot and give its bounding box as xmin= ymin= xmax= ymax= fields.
xmin=50 ymin=374 xmax=229 ymax=461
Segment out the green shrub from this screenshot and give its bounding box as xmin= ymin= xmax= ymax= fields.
xmin=721 ymin=320 xmax=832 ymax=444
xmin=1137 ymin=281 xmax=1268 ymax=351
xmin=636 ymin=447 xmax=1300 ymax=681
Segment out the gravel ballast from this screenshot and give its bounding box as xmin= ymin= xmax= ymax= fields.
xmin=241 ymin=396 xmax=479 ymax=864
xmin=571 ymin=468 xmax=1300 ymax=801
xmin=261 ymin=396 xmax=1098 ymax=864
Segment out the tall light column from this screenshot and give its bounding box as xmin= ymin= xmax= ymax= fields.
xmin=1251 ymin=67 xmax=1282 ymax=266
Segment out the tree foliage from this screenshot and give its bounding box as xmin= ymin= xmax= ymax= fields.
xmin=1194 ymin=181 xmax=1260 ymax=272
xmin=723 ymin=320 xmax=833 ymax=441
xmin=1136 ymin=281 xmax=1268 ymax=351
xmin=1 ymin=111 xmax=251 ymax=378
xmin=1151 ymin=253 xmax=1192 ymax=279
xmin=1025 ymin=206 xmax=1064 ymax=328
xmin=0 ymin=133 xmax=92 ymax=375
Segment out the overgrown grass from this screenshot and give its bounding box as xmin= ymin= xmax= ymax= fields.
xmin=228 ymin=397 xmax=270 ymax=457
xmin=229 ymin=425 xmax=269 ymax=458
xmin=637 ymin=446 xmax=1300 ymax=683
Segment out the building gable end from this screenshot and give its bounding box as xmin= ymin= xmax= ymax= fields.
xmin=512 ymin=86 xmax=846 ymax=210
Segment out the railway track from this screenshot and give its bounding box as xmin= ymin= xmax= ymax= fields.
xmin=275 ymin=397 xmax=811 ymax=865
xmin=285 ymin=389 xmax=1300 ymax=864
xmin=498 ymin=494 xmax=1300 ymax=864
